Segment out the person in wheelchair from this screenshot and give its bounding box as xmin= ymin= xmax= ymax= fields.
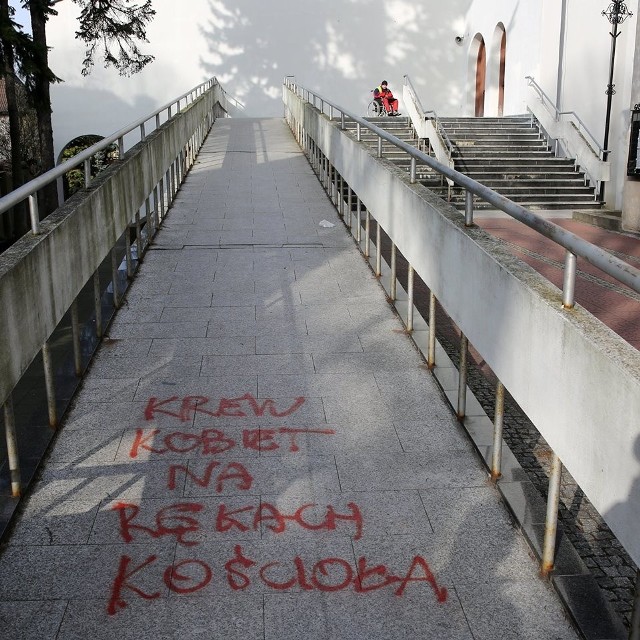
xmin=373 ymin=80 xmax=400 ymax=116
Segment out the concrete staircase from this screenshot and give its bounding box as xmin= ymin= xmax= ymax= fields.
xmin=350 ymin=115 xmax=602 ymax=211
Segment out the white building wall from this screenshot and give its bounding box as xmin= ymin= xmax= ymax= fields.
xmin=46 ymin=0 xmax=472 ymax=155
xmin=44 ymin=0 xmax=640 ymax=218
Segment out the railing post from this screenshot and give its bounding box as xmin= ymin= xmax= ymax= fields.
xmin=390 ymin=243 xmax=397 ymax=301
xmin=347 ymin=186 xmax=352 ymax=227
xmin=84 ymin=158 xmax=92 ymax=187
xmin=3 ymin=395 xmax=21 ymax=497
xmin=410 ymin=157 xmax=417 ymax=184
xmin=364 ymin=210 xmax=371 ymax=258
xmin=111 ymin=247 xmax=121 ymax=309
xmin=93 ymin=271 xmax=103 ymax=338
xmin=357 ymin=123 xmax=362 ymax=142
xmin=428 ymin=292 xmax=436 ymax=368
xmin=375 ymin=221 xmax=382 ymax=277
xmin=356 ymin=197 xmax=362 ymax=244
xmin=407 ymin=265 xmax=414 ymax=332
xmin=541 ymin=454 xmax=563 ymax=577
xmin=465 ymin=189 xmax=474 ymax=226
xmin=70 ymin=300 xmax=82 ymax=376
xmin=562 ymin=251 xmax=577 ymax=309
xmin=457 ymin=333 xmax=468 ymax=420
xmin=491 ymin=381 xmax=505 ymax=481
xmin=377 ymin=135 xmax=383 ymax=158
xmin=341 ymin=113 xmax=346 ymax=130
xmin=42 ymin=341 xmax=57 ymax=428
xmin=28 ymin=194 xmax=40 ymax=234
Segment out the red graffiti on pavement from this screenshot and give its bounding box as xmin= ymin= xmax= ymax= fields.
xmin=144 ymin=393 xmax=306 ymax=422
xmin=111 ymin=500 xmax=363 ymax=545
xmin=129 ymin=427 xmax=335 ymax=458
xmin=107 ymin=547 xmax=448 ymax=615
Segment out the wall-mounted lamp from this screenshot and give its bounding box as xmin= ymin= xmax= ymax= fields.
xmin=627 ymin=104 xmax=640 ymax=176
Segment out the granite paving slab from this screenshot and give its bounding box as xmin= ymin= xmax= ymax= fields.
xmin=0 ymin=118 xmax=580 ymax=639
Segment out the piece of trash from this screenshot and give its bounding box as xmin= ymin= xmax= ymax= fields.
xmin=319 ymin=220 xmax=335 ymax=228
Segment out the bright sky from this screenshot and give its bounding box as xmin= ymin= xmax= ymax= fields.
xmin=8 ymin=0 xmax=31 ymax=34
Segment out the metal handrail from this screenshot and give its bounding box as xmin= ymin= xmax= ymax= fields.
xmin=525 ymin=76 xmax=606 ymax=159
xmin=284 ymin=78 xmax=640 ymax=297
xmin=403 ymin=74 xmax=454 ymax=157
xmin=0 ymin=77 xmax=220 ymax=225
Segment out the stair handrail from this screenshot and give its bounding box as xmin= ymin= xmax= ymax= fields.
xmin=0 ymin=77 xmax=227 ymax=231
xmin=403 ymin=74 xmax=454 ymax=158
xmin=283 ymin=78 xmax=639 ymax=297
xmin=525 ymin=76 xmax=606 ymax=160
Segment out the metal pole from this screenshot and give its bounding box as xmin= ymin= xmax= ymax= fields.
xmin=562 ymin=251 xmax=577 ymax=308
xmin=42 ymin=342 xmax=57 ymax=428
xmin=93 ymin=271 xmax=103 ymax=338
xmin=377 ymin=136 xmax=383 ymax=158
xmin=111 ymin=247 xmax=121 ymax=309
xmin=465 ymin=189 xmax=474 ymax=226
xmin=457 ymin=334 xmax=468 ymax=420
xmin=70 ymin=300 xmax=82 ymax=376
xmin=356 ymin=197 xmax=362 ymax=244
xmin=365 ymin=210 xmax=371 ymax=258
xmin=3 ymin=396 xmax=21 ymax=497
xmin=410 ymin=157 xmax=417 ymax=184
xmin=347 ymin=186 xmax=353 ymax=227
xmin=491 ymin=381 xmax=505 ymax=481
xmin=407 ymin=265 xmax=414 ymax=332
xmin=428 ymin=292 xmax=436 ymax=369
xmin=390 ymin=243 xmax=397 ymax=300
xmin=376 ymin=221 xmax=382 ymax=277
xmin=28 ymin=194 xmax=40 ymax=234
xmin=541 ymin=453 xmax=563 ymax=577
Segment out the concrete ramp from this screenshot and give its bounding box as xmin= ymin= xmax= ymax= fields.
xmin=0 ymin=118 xmax=579 ymax=639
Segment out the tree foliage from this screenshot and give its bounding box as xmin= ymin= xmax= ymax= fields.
xmin=73 ymin=0 xmax=156 ymax=76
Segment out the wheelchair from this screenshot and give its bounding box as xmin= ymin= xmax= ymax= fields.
xmin=366 ymin=96 xmax=388 ymax=117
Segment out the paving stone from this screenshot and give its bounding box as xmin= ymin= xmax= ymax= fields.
xmin=0 ymin=600 xmax=69 ymax=639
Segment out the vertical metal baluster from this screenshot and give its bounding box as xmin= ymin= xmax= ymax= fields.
xmin=125 ymin=225 xmax=133 ymax=279
xmin=111 ymin=247 xmax=121 ymax=308
xmin=134 ymin=208 xmax=142 ymax=260
xmin=347 ymin=187 xmax=353 ymax=228
xmin=364 ymin=210 xmax=371 ymax=258
xmin=407 ymin=265 xmax=414 ymax=332
xmin=377 ymin=135 xmax=382 ymax=158
xmin=42 ymin=342 xmax=57 ymax=428
xmin=145 ymin=197 xmax=153 ymax=243
xmin=390 ymin=243 xmax=397 ymax=300
xmin=457 ymin=333 xmax=468 ymax=420
xmin=410 ymin=157 xmax=417 ymax=183
xmin=357 ymin=123 xmax=362 ymax=141
xmin=70 ymin=300 xmax=82 ymax=376
xmin=3 ymin=396 xmax=21 ymax=497
xmin=356 ymin=197 xmax=362 ymax=244
xmin=29 ymin=194 xmax=40 ymax=234
xmin=428 ymin=292 xmax=436 ymax=368
xmin=541 ymin=454 xmax=563 ymax=577
xmin=562 ymin=251 xmax=577 ymax=309
xmin=375 ymin=221 xmax=382 ymax=277
xmin=491 ymin=381 xmax=505 ymax=481
xmin=465 ymin=189 xmax=474 ymax=226
xmin=84 ymin=158 xmax=92 ymax=187
xmin=93 ymin=271 xmax=103 ymax=338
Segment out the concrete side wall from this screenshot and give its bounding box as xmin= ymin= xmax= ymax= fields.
xmin=0 ymin=90 xmax=219 ymax=406
xmin=284 ymin=88 xmax=640 ymax=567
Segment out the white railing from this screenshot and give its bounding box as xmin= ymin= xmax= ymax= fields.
xmin=282 ymin=77 xmax=640 ymax=589
xmin=525 ymin=76 xmax=609 ymax=198
xmin=0 ymin=78 xmax=229 ymax=499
